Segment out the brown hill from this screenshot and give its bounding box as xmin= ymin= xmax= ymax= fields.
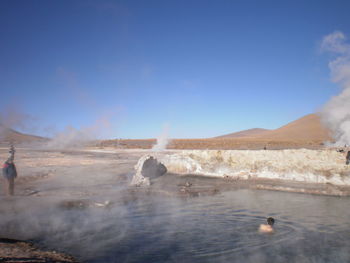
xmin=217 ymin=114 xmax=332 ymax=142
xmin=256 ymin=114 xmax=331 ymax=141
xmin=216 ymin=128 xmax=270 ymax=138
xmin=0 ymin=125 xmax=46 ymax=144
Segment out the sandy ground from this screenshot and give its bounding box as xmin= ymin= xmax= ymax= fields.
xmin=0 ymin=146 xmax=349 ymax=261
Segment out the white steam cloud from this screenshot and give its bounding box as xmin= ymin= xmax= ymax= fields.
xmin=152 ymin=124 xmax=170 ymax=151
xmin=46 ymin=117 xmax=112 ymax=149
xmin=0 ymin=106 xmax=36 ymax=133
xmin=321 ymin=31 xmax=350 ymax=146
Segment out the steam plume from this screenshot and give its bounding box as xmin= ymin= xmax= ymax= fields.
xmin=0 ymin=105 xmax=36 ymax=132
xmin=152 ymin=124 xmax=170 ymax=151
xmin=321 ymin=31 xmax=350 ymax=145
xmin=46 ymin=117 xmax=112 ymax=149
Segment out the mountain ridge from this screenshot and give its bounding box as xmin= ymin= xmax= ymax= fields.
xmin=216 ymin=114 xmax=331 ymax=141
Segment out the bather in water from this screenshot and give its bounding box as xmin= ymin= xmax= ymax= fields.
xmin=259 ymin=217 xmax=275 ymax=233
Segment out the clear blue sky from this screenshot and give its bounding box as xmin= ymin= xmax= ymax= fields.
xmin=1 ymin=0 xmax=349 ymax=139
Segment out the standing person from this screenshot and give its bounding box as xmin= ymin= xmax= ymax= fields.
xmin=346 ymin=151 xmax=350 ymax=165
xmin=2 ymin=145 xmax=17 ymax=196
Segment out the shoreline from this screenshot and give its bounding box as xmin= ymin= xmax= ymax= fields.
xmin=0 ymin=238 xmax=78 ymax=263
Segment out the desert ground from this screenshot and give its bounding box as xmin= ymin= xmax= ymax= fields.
xmin=99 ymin=137 xmax=325 ymax=150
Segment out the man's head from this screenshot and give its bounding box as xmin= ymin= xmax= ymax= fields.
xmin=267 ymin=217 xmax=275 ymax=226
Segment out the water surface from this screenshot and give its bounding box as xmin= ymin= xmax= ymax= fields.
xmin=2 ymin=187 xmax=350 ymax=263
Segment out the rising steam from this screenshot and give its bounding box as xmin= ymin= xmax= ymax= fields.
xmin=321 ymin=31 xmax=350 ymax=146
xmin=46 ymin=117 xmax=112 ymax=149
xmin=152 ymin=124 xmax=170 ymax=151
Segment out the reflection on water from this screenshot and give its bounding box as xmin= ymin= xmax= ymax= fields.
xmin=1 ymin=189 xmax=350 ymax=263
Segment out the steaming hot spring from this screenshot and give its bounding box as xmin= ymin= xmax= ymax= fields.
xmin=1 ymin=147 xmax=350 ymax=262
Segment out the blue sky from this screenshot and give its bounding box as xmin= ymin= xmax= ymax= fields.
xmin=1 ymin=0 xmax=350 ymax=139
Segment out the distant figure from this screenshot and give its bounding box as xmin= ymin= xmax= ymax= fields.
xmin=263 ymin=146 xmax=267 ymax=150
xmin=2 ymin=145 xmax=17 ymax=196
xmin=259 ymin=217 xmax=275 ymax=233
xmin=346 ymin=151 xmax=350 ymax=165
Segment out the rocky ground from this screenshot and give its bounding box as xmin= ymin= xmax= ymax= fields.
xmin=0 ymin=238 xmax=78 ymax=263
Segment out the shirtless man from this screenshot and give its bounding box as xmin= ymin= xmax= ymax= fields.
xmin=259 ymin=217 xmax=275 ymax=233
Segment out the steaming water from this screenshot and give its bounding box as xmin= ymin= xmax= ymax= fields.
xmin=1 ymin=148 xmax=350 ymax=262
xmin=1 ymin=188 xmax=350 ymax=262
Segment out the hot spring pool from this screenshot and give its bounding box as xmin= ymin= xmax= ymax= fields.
xmin=1 ymin=188 xmax=350 ymax=263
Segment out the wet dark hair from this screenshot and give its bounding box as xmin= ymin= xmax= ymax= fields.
xmin=267 ymin=217 xmax=275 ymax=226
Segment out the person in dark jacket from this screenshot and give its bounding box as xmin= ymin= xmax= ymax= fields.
xmin=2 ymin=145 xmax=17 ymax=196
xmin=346 ymin=151 xmax=350 ymax=165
